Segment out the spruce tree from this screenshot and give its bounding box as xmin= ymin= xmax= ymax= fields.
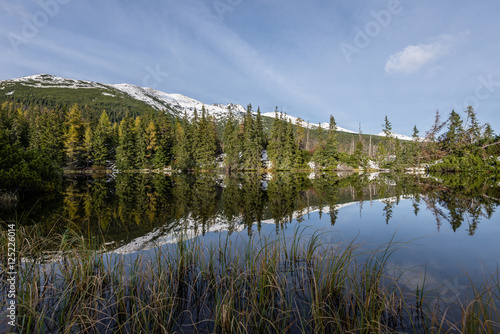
xmin=323 ymin=115 xmax=339 ymax=168
xmin=442 ymin=110 xmax=464 ymax=154
xmin=378 ymin=115 xmax=394 ymax=166
xmin=312 ymin=122 xmax=326 ymax=168
xmin=116 ymin=116 xmax=137 ymax=170
xmin=267 ymin=107 xmax=283 ymax=167
xmin=93 ymin=111 xmax=112 ymax=167
xmin=283 ymin=118 xmax=299 ymax=168
xmin=241 ymin=104 xmax=262 ymax=170
xmin=411 ymin=125 xmax=421 ymax=167
xmin=255 ymin=107 xmax=265 ymax=148
xmin=135 ymin=116 xmax=149 ymax=169
xmin=83 ymin=124 xmax=93 ymax=167
xmin=464 ymin=106 xmax=481 ymax=145
xmin=174 ymin=113 xmax=194 ymax=170
xmin=30 ymin=107 xmax=66 ymax=166
xmin=64 ymin=104 xmax=85 ymax=167
xmin=195 ymin=106 xmax=218 ymax=168
xmin=153 ymin=115 xmax=174 ymax=168
xmin=222 ymin=111 xmax=240 ymax=171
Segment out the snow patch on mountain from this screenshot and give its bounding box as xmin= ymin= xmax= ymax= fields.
xmin=8 ymin=74 xmax=108 ymax=90
xmin=3 ymin=74 xmax=248 ymax=121
xmin=262 ymin=112 xmax=358 ymax=134
xmin=2 ymin=74 xmax=418 ymax=139
xmin=317 ymin=122 xmax=358 ymax=134
xmin=109 ymin=83 xmax=247 ymax=120
xmin=377 ymin=131 xmax=425 ymax=142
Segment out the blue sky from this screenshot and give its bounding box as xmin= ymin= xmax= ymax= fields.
xmin=1 ymin=0 xmax=500 ymax=135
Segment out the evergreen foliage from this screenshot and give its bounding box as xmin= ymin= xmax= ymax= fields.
xmin=313 ymin=115 xmax=339 ymax=169
xmin=115 ymin=116 xmax=137 ymax=170
xmin=267 ymin=109 xmax=299 ymax=169
xmin=64 ymin=104 xmax=85 ymax=167
xmin=222 ymin=110 xmax=240 ymax=171
xmin=1 ymin=95 xmax=499 ymax=185
xmin=241 ymin=104 xmax=264 ymax=170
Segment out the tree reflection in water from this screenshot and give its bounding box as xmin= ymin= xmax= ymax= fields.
xmin=2 ymin=172 xmax=498 ymax=248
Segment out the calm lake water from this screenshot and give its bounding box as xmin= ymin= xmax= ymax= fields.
xmin=3 ymin=172 xmax=500 ymax=305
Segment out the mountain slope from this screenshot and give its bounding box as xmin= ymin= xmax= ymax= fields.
xmin=0 ymin=74 xmax=415 ymax=140
xmin=0 ymin=74 xmax=247 ymax=121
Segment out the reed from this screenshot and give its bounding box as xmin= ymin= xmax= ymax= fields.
xmin=1 ymin=224 xmax=499 ymax=333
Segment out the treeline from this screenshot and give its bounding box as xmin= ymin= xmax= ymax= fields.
xmin=1 ymin=99 xmax=499 ymax=192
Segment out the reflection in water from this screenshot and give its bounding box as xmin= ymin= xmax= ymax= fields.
xmin=3 ymin=172 xmax=498 ymax=333
xmin=2 ymin=172 xmax=498 ymax=250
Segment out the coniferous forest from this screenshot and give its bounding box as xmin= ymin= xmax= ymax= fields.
xmin=1 ymin=99 xmax=499 ymax=193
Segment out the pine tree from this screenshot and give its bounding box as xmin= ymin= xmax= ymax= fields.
xmin=281 ymin=119 xmax=297 ymax=169
xmin=255 ymin=107 xmax=265 ymax=149
xmin=93 ymin=110 xmax=113 ymax=166
xmin=241 ymin=104 xmax=262 ymax=170
xmin=83 ymin=124 xmax=93 ymax=167
xmin=174 ymin=113 xmax=194 ymax=170
xmin=195 ymin=106 xmax=218 ymax=168
xmin=312 ymin=122 xmax=326 ymax=168
xmin=377 ymin=115 xmax=394 ymax=166
xmin=323 ymin=115 xmax=339 ymax=168
xmin=423 ymin=110 xmax=446 ymax=161
xmin=267 ymin=110 xmax=298 ymax=169
xmin=222 ymin=111 xmax=240 ymax=171
xmin=464 ymin=106 xmax=481 ymax=145
xmin=146 ymin=120 xmax=158 ymax=161
xmin=295 ymin=117 xmax=306 ymax=149
xmin=116 ymin=116 xmax=137 ymax=170
xmin=30 ymin=107 xmax=66 ymax=166
xmin=153 ymin=115 xmax=174 ymax=168
xmin=267 ymin=107 xmax=283 ymax=167
xmin=483 ymin=123 xmax=495 ymax=141
xmin=411 ymin=125 xmax=421 ymax=167
xmin=135 ymin=116 xmax=149 ymax=169
xmin=442 ymin=110 xmax=464 ymax=154
xmin=313 ymin=116 xmax=338 ymax=169
xmin=64 ymin=104 xmax=85 ymax=167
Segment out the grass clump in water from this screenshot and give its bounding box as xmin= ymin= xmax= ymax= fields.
xmin=1 ymin=225 xmax=499 ymax=333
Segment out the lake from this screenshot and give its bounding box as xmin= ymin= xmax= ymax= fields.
xmin=2 ymin=171 xmax=500 ymax=331
xmin=5 ymin=172 xmax=499 ymax=288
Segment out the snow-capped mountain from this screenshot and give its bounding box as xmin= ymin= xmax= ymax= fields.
xmin=2 ymin=74 xmax=247 ymax=120
xmin=1 ymin=74 xmax=414 ymax=139
xmin=109 ymin=83 xmax=247 ymax=120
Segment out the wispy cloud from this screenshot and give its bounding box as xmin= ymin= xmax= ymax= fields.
xmin=385 ymin=34 xmax=464 ymax=74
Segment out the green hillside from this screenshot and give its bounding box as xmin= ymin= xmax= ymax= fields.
xmin=0 ymin=78 xmax=172 ymax=123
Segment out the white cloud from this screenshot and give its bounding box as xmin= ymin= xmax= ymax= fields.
xmin=385 ymin=34 xmax=460 ymax=74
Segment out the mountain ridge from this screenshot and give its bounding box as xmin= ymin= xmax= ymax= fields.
xmin=1 ymin=74 xmax=414 ymax=139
